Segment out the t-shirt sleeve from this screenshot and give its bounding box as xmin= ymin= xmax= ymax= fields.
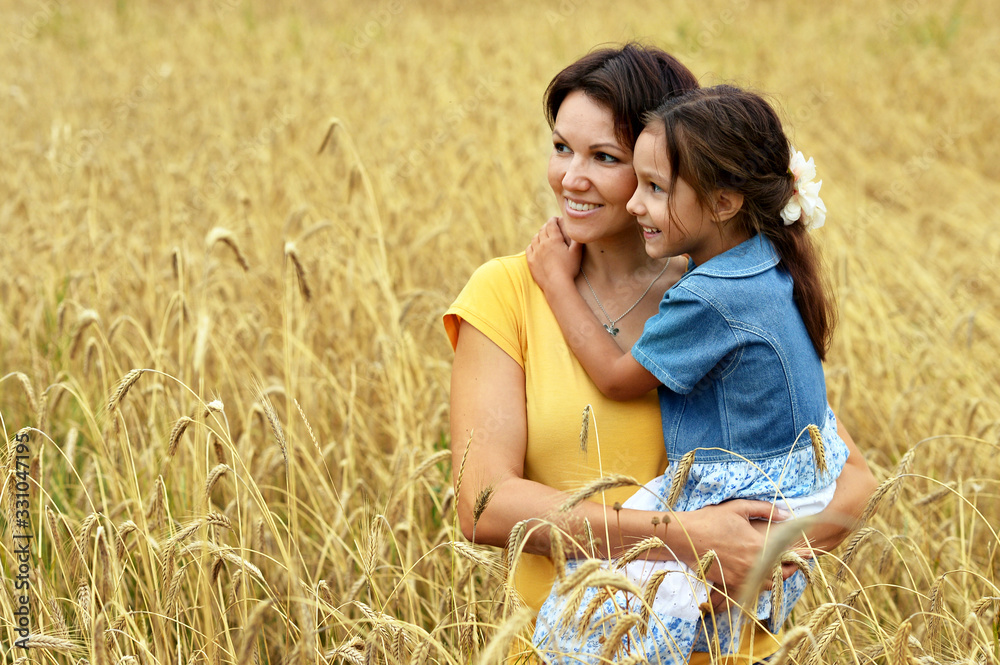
xmin=631 ymin=284 xmax=738 ymax=394
xmin=443 ymin=258 xmax=525 ymax=368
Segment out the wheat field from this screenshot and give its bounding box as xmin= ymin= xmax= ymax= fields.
xmin=1 ymin=0 xmax=998 ymax=663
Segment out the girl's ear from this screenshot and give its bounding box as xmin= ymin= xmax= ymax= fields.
xmin=713 ymin=189 xmax=744 ymax=223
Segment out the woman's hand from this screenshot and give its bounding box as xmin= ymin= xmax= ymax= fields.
xmin=526 ymin=217 xmax=582 ymax=294
xmin=665 ymin=500 xmax=791 ymax=593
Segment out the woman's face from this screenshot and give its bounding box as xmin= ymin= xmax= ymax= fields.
xmin=547 ymin=90 xmax=639 ymax=245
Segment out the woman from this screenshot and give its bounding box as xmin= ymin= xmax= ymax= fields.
xmin=444 ymin=44 xmax=875 ymax=662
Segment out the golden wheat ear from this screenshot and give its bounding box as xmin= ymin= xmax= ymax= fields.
xmin=205 ymin=227 xmax=249 ymax=271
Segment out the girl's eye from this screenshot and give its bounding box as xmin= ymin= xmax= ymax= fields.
xmin=554 ymin=142 xmax=571 ymax=154
xmin=650 ymin=182 xmax=664 ymax=193
xmin=595 ymin=152 xmax=618 ymax=164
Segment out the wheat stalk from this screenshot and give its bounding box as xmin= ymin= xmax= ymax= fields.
xmin=284 ymin=241 xmax=312 ymax=301
xmin=807 ymin=423 xmax=828 ymax=473
xmin=768 ymin=625 xmax=811 ymax=665
xmin=166 ymin=416 xmax=194 ymax=458
xmin=236 ymin=600 xmax=272 ymax=665
xmin=837 ymin=525 xmax=877 ymax=580
xmin=579 ymin=404 xmax=591 ymax=453
xmin=206 ymin=227 xmax=250 ymax=271
xmin=205 ymin=463 xmax=231 ymax=497
xmin=598 ymin=613 xmax=641 ymax=662
xmin=92 ymin=613 xmax=109 ymax=665
xmin=13 ymin=371 xmax=39 ymax=414
xmin=69 ymin=309 xmax=100 ymax=358
xmin=557 ymin=474 xmax=639 ymax=512
xmin=666 ymin=451 xmax=696 ymax=509
xmin=108 ymin=369 xmax=144 ymax=413
xmin=890 ymin=619 xmax=913 ymax=665
xmin=20 ymin=634 xmax=78 ymax=650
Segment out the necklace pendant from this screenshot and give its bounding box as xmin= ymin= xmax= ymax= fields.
xmin=604 ymin=324 xmax=619 ymax=336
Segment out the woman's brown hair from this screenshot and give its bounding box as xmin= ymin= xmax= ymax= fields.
xmin=646 ymin=85 xmax=836 ymax=359
xmin=544 ymin=43 xmax=699 ymax=149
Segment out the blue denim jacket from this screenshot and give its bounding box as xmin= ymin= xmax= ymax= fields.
xmin=632 ymin=234 xmax=829 ymax=463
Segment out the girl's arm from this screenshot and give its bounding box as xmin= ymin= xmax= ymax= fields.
xmin=525 ymin=219 xmax=661 ymax=401
xmin=451 ymin=319 xmax=785 ymax=589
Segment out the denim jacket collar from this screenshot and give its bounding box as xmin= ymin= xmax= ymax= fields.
xmin=684 ymin=234 xmax=780 ymax=280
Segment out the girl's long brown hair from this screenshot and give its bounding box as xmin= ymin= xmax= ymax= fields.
xmin=646 ymin=85 xmax=836 ymax=359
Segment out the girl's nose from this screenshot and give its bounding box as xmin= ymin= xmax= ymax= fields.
xmin=626 ymin=189 xmax=643 ymax=216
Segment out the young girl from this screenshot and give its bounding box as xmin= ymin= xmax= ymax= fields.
xmin=526 ymin=85 xmax=850 ymax=663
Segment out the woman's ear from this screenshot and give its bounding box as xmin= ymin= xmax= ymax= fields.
xmin=713 ymin=189 xmax=744 ymax=223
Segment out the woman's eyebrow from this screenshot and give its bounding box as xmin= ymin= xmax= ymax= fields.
xmin=551 ymin=130 xmax=623 ymax=154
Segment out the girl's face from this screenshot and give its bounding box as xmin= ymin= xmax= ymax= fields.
xmin=627 ymin=123 xmax=717 ymax=265
xmin=547 ymin=91 xmax=639 ymax=245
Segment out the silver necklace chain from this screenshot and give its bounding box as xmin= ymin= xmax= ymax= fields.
xmin=580 ymin=258 xmax=671 ymax=336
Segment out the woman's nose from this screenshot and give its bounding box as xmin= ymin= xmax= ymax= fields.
xmin=562 ymin=157 xmax=590 ymax=191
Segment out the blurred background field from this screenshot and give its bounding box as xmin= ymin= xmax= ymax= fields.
xmin=1 ymin=0 xmax=998 ymax=663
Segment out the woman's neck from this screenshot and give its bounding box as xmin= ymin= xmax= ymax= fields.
xmin=579 ymin=230 xmax=659 ymax=282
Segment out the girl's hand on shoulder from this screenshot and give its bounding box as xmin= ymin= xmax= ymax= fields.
xmin=526 ymin=217 xmax=582 ymax=293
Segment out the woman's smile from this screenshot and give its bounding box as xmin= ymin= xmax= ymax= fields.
xmin=564 ymin=197 xmax=603 ymax=215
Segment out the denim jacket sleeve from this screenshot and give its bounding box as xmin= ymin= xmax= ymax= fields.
xmin=630 ymin=283 xmax=739 ymax=395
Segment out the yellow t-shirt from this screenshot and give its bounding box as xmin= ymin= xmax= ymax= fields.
xmin=445 ymin=253 xmax=780 ymax=663
xmin=444 ymin=253 xmax=667 ymax=610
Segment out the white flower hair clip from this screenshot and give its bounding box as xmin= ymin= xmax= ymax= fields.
xmin=780 ymin=148 xmax=826 ymax=231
